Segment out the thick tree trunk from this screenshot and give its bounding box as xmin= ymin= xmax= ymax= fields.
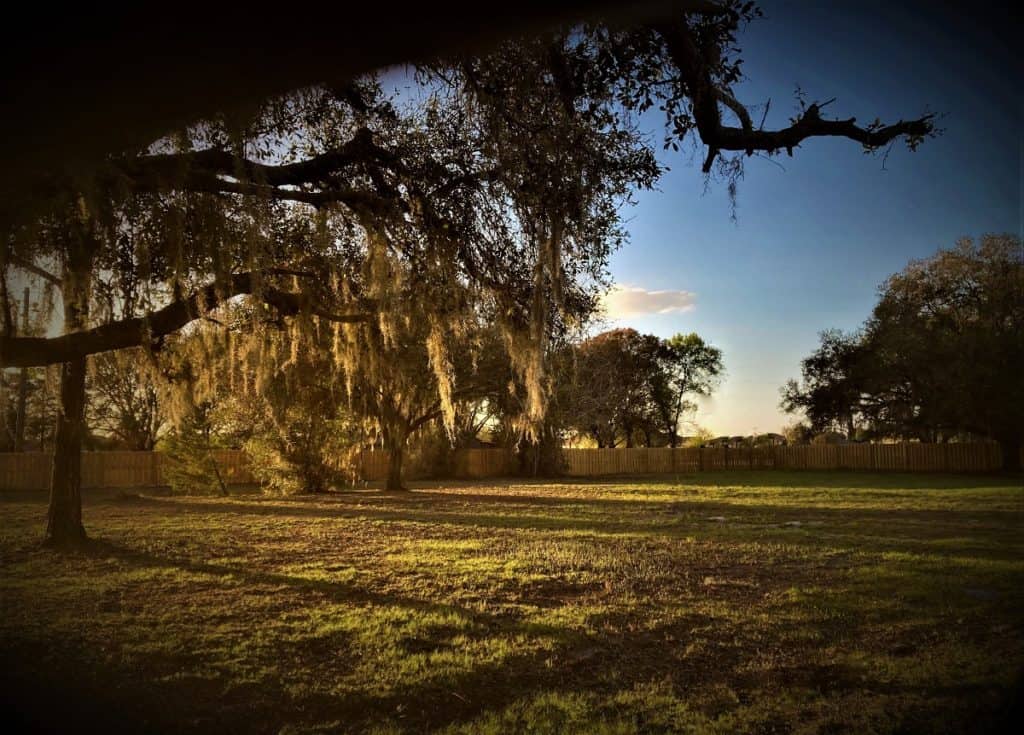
xmin=44 ymin=218 xmax=95 ymax=548
xmin=45 ymin=356 xmax=88 ymax=547
xmin=385 ymin=441 xmax=406 ymax=491
xmin=997 ymin=432 xmax=1021 ymax=473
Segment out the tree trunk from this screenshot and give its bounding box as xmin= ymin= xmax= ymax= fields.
xmin=210 ymin=455 xmax=229 ymax=497
xmin=997 ymin=432 xmax=1021 ymax=473
xmin=45 ymin=356 xmax=88 ymax=547
xmin=44 ymin=215 xmax=96 ymax=547
xmin=14 ymin=288 xmax=30 ymax=450
xmin=385 ymin=440 xmax=406 ymax=491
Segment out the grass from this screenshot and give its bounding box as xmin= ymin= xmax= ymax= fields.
xmin=1 ymin=471 xmax=1022 ymax=733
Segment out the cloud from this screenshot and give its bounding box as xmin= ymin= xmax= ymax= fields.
xmin=601 ymin=285 xmax=696 ymax=318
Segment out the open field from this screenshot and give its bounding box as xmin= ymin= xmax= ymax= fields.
xmin=2 ymin=472 xmax=1022 ymax=734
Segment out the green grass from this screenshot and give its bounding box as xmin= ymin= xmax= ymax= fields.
xmin=1 ymin=472 xmax=1022 ymax=733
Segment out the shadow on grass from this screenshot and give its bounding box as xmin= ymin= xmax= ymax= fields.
xmin=3 ymin=569 xmax=1018 ymax=735
xmin=3 ymin=518 xmax=1022 ymax=734
xmin=98 ymin=490 xmax=1024 ymax=567
xmin=473 ymin=471 xmax=1022 ymax=491
xmin=3 ymin=476 xmax=1022 ymax=732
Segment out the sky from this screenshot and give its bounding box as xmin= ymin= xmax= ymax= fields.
xmin=600 ymin=0 xmax=1022 ymax=436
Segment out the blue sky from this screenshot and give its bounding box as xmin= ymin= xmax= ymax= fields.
xmin=602 ymin=0 xmax=1021 ymax=436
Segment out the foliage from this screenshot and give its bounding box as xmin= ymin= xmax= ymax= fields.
xmin=782 ymin=235 xmax=1023 ymax=468
xmin=242 ymin=412 xmax=356 ymax=496
xmin=159 ymin=402 xmax=230 ymax=496
xmin=86 ymin=349 xmax=165 ymax=450
xmin=562 ymin=328 xmax=722 ymax=448
xmin=653 ymin=333 xmax=724 ymax=447
xmin=0 ymin=279 xmax=58 ymax=450
xmin=684 ymin=425 xmax=716 ymax=448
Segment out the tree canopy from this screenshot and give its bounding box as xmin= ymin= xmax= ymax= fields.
xmin=782 ymin=235 xmax=1023 ymax=470
xmin=561 ymin=328 xmax=722 ymax=447
xmin=1 ymin=4 xmax=938 ymax=545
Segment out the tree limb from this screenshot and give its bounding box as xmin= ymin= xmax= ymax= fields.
xmin=7 ymin=255 xmax=62 ymax=287
xmin=111 ymin=127 xmax=402 ymax=190
xmin=655 ymin=22 xmax=936 ymax=172
xmin=0 ymin=271 xmax=372 ymax=368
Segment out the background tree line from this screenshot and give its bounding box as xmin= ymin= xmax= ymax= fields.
xmin=782 ymin=235 xmax=1023 ymax=471
xmin=1 ymin=319 xmax=725 ymax=492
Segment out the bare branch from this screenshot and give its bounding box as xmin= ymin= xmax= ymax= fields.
xmin=655 ymin=22 xmax=936 ymax=173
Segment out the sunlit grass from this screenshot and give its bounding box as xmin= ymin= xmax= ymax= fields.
xmin=1 ymin=471 xmax=1021 ymax=733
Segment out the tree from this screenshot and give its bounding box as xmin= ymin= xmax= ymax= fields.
xmin=2 ymin=6 xmax=936 ymax=545
xmin=567 ymin=329 xmax=663 ymax=447
xmin=782 ymin=420 xmax=814 ymax=446
xmin=783 ymin=235 xmax=1023 ymax=471
xmin=780 ymin=329 xmax=872 ymax=438
xmin=161 ymin=401 xmax=231 ymax=497
xmin=87 ymin=349 xmax=165 ymax=450
xmin=652 ymin=333 xmax=724 ymax=447
xmin=564 ymin=329 xmax=722 ymax=448
xmin=869 ymin=235 xmax=1023 ymax=470
xmin=338 ymin=315 xmax=510 ymax=491
xmin=2 ymin=366 xmax=53 ymax=450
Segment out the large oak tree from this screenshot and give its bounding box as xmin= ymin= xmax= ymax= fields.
xmin=782 ymin=235 xmax=1023 ymax=471
xmin=1 ymin=4 xmax=935 ymax=546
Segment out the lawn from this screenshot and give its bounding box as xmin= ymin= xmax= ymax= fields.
xmin=1 ymin=472 xmax=1022 ymax=734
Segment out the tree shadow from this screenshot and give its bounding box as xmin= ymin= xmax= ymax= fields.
xmin=3 ymin=478 xmax=1020 ymax=732
xmin=4 ymin=511 xmax=1021 ymax=734
xmin=3 ymin=575 xmax=1016 ymax=735
xmin=118 ymin=491 xmax=1024 ymax=566
xmin=560 ymin=470 xmax=1021 ymax=491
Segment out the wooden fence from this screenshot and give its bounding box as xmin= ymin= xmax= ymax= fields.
xmin=356 ymin=448 xmax=516 ymax=482
xmin=0 ymin=443 xmax=1016 ymax=491
xmin=560 ymin=443 xmax=1010 ymax=476
xmin=0 ymin=450 xmax=254 ymax=491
